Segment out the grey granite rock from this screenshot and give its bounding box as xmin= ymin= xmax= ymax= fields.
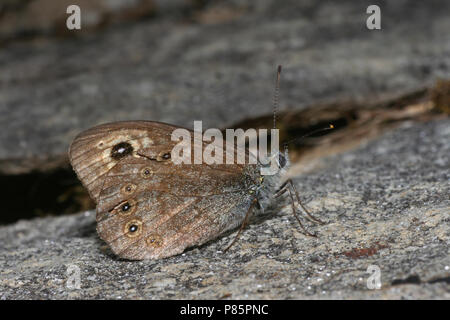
xmin=1 ymin=0 xmax=450 ymax=173
xmin=1 ymin=119 xmax=448 ymax=299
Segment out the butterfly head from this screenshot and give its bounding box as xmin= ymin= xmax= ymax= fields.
xmin=277 ymin=149 xmax=288 ymax=169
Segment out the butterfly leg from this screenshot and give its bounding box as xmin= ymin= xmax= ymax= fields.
xmin=275 ymin=181 xmax=316 ymax=235
xmin=288 ymin=179 xmax=324 ymax=225
xmin=274 ymin=180 xmax=289 ymax=198
xmin=286 ymin=186 xmax=317 ymax=237
xmin=223 ymin=198 xmax=259 ymax=252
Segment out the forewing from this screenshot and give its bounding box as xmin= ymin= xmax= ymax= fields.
xmin=69 ymin=121 xmax=182 ymax=202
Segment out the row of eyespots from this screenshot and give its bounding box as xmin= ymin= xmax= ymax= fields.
xmin=119 ymin=178 xmax=163 ymax=248
xmin=118 ymin=181 xmax=140 ymax=238
xmin=117 ymin=166 xmax=152 ymax=237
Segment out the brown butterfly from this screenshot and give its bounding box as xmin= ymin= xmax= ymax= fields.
xmin=68 ymin=67 xmax=324 ymax=260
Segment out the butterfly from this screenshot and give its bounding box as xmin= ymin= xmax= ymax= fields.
xmin=68 ymin=67 xmax=324 ymax=260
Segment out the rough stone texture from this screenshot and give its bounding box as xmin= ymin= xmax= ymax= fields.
xmin=1 ymin=119 xmax=448 ymax=299
xmin=1 ymin=0 xmax=450 ymax=172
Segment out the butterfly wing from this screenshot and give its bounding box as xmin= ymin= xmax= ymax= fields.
xmin=69 ymin=121 xmax=260 ymax=260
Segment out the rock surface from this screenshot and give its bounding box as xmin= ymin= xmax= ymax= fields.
xmin=1 ymin=119 xmax=448 ymax=299
xmin=1 ymin=0 xmax=450 ymax=172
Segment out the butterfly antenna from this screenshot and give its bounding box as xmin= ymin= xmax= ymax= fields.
xmin=273 ymin=65 xmax=282 ymax=130
xmin=282 ymin=124 xmax=334 ymax=148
